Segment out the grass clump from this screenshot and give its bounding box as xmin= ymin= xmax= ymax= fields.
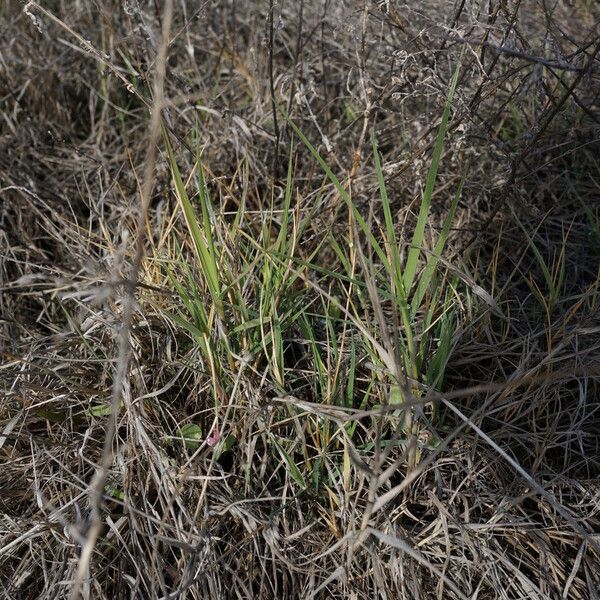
xmin=1 ymin=1 xmax=600 ymax=599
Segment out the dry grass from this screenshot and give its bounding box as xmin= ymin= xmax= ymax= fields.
xmin=1 ymin=1 xmax=600 ymax=599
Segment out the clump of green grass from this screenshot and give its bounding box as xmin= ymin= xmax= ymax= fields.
xmin=286 ymin=59 xmax=464 ymax=469
xmin=161 ymin=58 xmax=465 ymax=487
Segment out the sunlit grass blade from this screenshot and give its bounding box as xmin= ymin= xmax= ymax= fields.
xmin=163 ymin=126 xmax=223 ymax=316
xmin=372 ymin=132 xmax=401 ymax=281
xmin=372 ymin=132 xmax=415 ymax=375
xmin=276 ymin=148 xmax=295 ymax=256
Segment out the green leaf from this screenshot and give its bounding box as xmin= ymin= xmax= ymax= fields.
xmin=214 ymin=434 xmax=237 ymax=459
xmin=170 ymin=423 xmax=203 ymax=450
xmin=89 ymin=401 xmax=123 ymax=418
xmin=271 ymin=437 xmax=307 ymax=490
xmin=106 ymin=486 xmax=125 ymax=501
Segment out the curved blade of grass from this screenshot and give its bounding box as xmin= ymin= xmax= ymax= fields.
xmin=163 ymin=126 xmax=223 ymax=316
xmin=372 ymin=132 xmax=409 ymax=306
xmin=509 ymin=204 xmax=555 ymax=297
xmin=285 ymin=118 xmax=390 ymax=271
xmin=196 ymin=158 xmax=219 ymax=286
xmin=372 ymin=132 xmax=416 ymax=372
xmin=410 ymin=178 xmax=463 ymax=319
xmin=276 ymin=148 xmax=295 ymax=255
xmin=403 ymin=58 xmax=462 ymax=292
xmin=372 ymin=132 xmax=401 ymax=277
xmin=271 ymin=437 xmax=307 ymax=490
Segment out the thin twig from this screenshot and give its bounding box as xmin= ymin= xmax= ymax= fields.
xmin=268 ymin=0 xmax=280 ymax=178
xmin=67 ymin=1 xmax=174 ymax=598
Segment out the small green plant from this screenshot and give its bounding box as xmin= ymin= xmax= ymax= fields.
xmin=287 ymin=58 xmax=464 ymax=467
xmin=166 ymin=422 xmax=203 ymax=450
xmin=162 ymin=53 xmax=465 ymax=491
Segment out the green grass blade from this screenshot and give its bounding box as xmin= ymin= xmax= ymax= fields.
xmin=403 ymin=59 xmax=462 ymax=292
xmin=509 ymin=204 xmax=555 ymax=297
xmin=285 ymin=118 xmax=390 ymax=271
xmin=411 ymin=178 xmax=463 ymax=319
xmin=163 ymin=127 xmax=222 ymax=314
xmin=271 ymin=437 xmax=307 ymax=490
xmin=277 ymin=149 xmax=294 ymax=255
xmin=372 ymin=132 xmax=400 ymax=272
xmin=372 ymin=132 xmax=408 ymax=305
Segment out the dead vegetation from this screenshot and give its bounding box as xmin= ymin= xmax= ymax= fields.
xmin=1 ymin=1 xmax=599 ymax=598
